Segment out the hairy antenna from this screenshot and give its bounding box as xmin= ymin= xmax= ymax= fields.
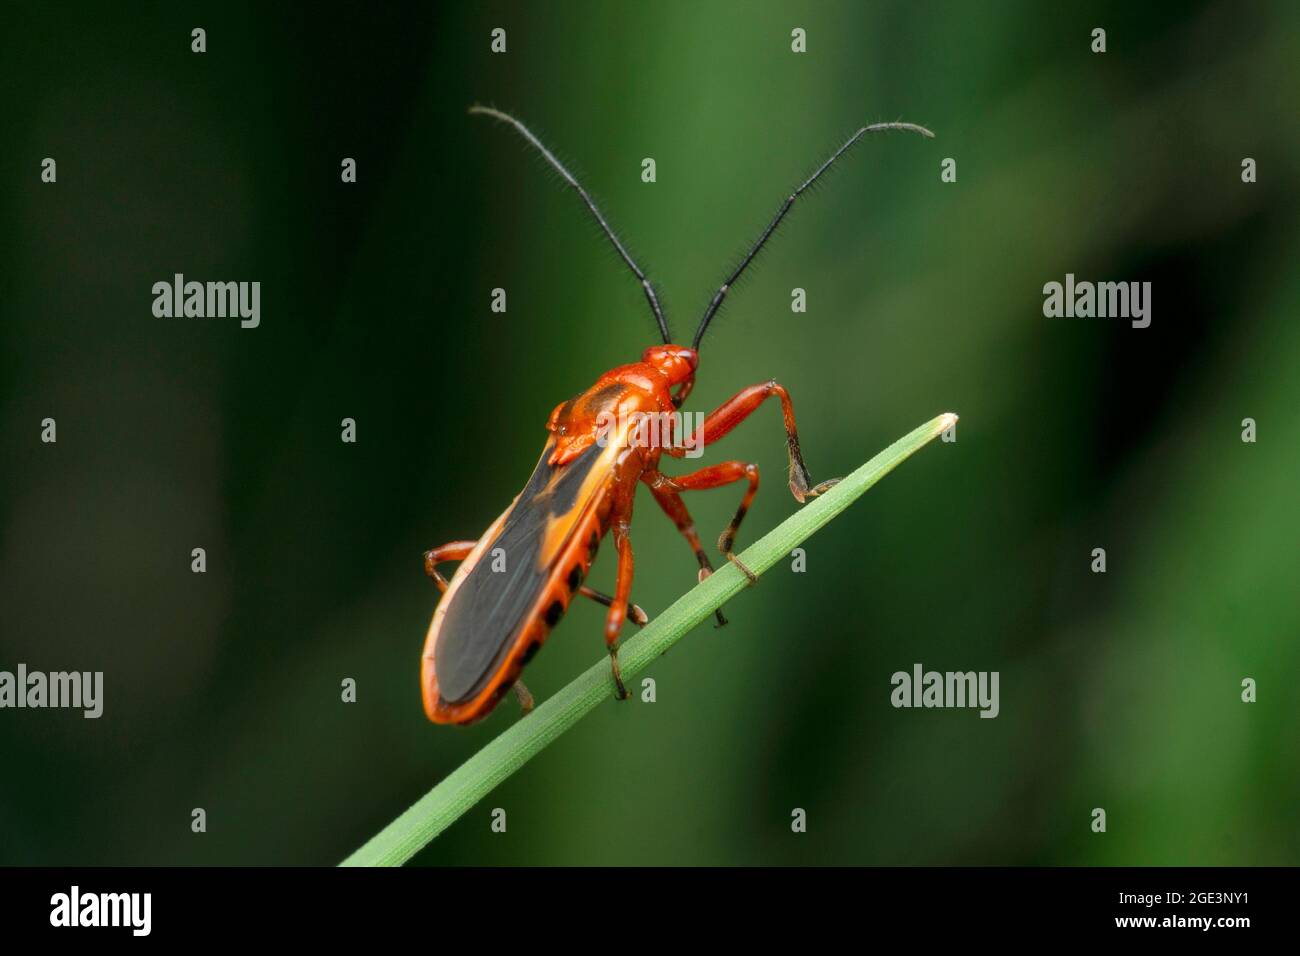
xmin=469 ymin=104 xmax=671 ymax=344
xmin=692 ymin=121 xmax=935 ymax=350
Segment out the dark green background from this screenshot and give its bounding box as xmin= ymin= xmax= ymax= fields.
xmin=2 ymin=1 xmax=1297 ymax=865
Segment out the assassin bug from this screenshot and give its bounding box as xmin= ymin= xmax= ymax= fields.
xmin=421 ymin=105 xmax=934 ymax=725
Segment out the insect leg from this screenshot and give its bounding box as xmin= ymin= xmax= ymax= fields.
xmin=422 ymin=540 xmax=478 ymax=593
xmin=690 ymin=380 xmax=841 ymax=503
xmin=667 ymin=461 xmax=762 ymax=584
xmin=578 ymin=585 xmax=648 ymax=627
xmin=512 ymin=680 xmax=535 ymax=714
xmin=642 ymin=472 xmax=728 ymax=627
xmin=604 ymin=519 xmax=635 ymax=700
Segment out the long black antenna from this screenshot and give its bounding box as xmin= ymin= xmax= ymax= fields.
xmin=470 ymin=105 xmax=671 ymax=344
xmin=692 ymin=121 xmax=934 ymax=350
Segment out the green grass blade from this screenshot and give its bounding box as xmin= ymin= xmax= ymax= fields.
xmin=340 ymin=412 xmax=957 ymax=866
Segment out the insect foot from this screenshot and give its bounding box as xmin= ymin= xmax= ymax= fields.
xmin=727 ymin=553 xmax=759 ymax=585
xmin=609 ymin=649 xmax=630 ymax=700
xmin=805 ymin=477 xmax=842 ymax=498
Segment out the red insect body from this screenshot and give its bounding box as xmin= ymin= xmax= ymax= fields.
xmin=420 ymin=108 xmax=933 ymax=725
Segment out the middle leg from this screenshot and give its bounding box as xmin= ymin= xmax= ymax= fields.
xmin=578 ymin=584 xmax=648 ymax=627
xmin=656 ymin=461 xmax=763 ymax=585
xmin=642 ymin=472 xmax=729 ymax=626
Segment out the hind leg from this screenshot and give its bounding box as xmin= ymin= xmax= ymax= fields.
xmin=422 ymin=540 xmax=477 ymax=593
xmin=642 ymin=474 xmax=729 ymax=626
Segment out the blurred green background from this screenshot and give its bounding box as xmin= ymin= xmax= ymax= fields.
xmin=2 ymin=0 xmax=1297 ymax=866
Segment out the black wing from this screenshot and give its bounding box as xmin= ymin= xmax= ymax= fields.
xmin=433 ymin=440 xmax=607 ymax=704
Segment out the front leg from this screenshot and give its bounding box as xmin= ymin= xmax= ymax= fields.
xmin=670 ymin=380 xmax=839 ymax=502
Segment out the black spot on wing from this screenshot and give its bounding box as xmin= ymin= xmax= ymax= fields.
xmin=544 ymin=600 xmax=564 ymax=628
xmin=434 ymin=442 xmax=604 ymax=704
